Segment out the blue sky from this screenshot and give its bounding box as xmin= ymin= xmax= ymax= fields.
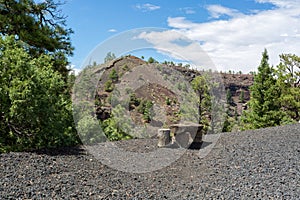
xmin=60 ymin=0 xmax=300 ymax=73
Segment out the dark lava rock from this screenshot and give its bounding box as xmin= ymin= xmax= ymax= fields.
xmin=0 ymin=124 xmax=299 ymax=199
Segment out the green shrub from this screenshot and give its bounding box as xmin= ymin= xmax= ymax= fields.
xmin=129 ymin=93 xmax=141 ymax=109
xmin=122 ymin=64 xmax=129 ymax=71
xmin=148 ymin=57 xmax=155 ymax=63
xmin=109 ymin=68 xmax=119 ymax=82
xmin=101 ymin=105 xmax=133 ymax=141
xmin=137 ymin=99 xmax=154 ymax=123
xmin=77 ymin=115 xmax=106 ymax=144
xmin=101 ymin=118 xmax=132 ymax=141
xmin=104 ymin=80 xmax=114 ymax=92
xmin=0 ymin=36 xmax=80 ymax=152
xmin=239 ymin=90 xmax=245 ymax=103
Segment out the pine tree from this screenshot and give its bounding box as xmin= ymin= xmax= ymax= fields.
xmin=276 ymin=54 xmax=300 ymax=122
xmin=226 ymin=89 xmax=233 ymax=105
xmin=148 ymin=57 xmax=156 ymax=63
xmin=239 ymin=90 xmax=245 ymax=103
xmin=191 ymin=75 xmax=211 ymax=124
xmin=109 ymin=68 xmax=119 ymax=82
xmin=104 ymin=52 xmax=116 ymax=63
xmin=0 ymin=0 xmax=73 ymax=78
xmin=242 ymin=49 xmax=284 ymax=129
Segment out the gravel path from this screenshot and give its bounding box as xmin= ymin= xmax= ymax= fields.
xmin=1 ymin=124 xmax=300 ymax=199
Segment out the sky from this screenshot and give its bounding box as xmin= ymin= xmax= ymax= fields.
xmin=59 ymin=0 xmax=300 ymax=73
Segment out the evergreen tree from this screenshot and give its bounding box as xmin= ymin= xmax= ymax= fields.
xmin=234 ymin=107 xmax=238 ymax=121
xmin=104 ymin=52 xmax=116 ymax=63
xmin=148 ymin=57 xmax=155 ymax=63
xmin=222 ymin=115 xmax=233 ymax=132
xmin=0 ymin=0 xmax=73 ymax=78
xmin=242 ymin=49 xmax=284 ymax=129
xmin=191 ymin=75 xmax=211 ymax=125
xmin=276 ymin=54 xmax=300 ymax=122
xmin=109 ymin=68 xmax=119 ymax=82
xmin=239 ymin=90 xmax=245 ymax=103
xmin=277 ymin=54 xmax=300 ymax=87
xmin=226 ymin=89 xmax=233 ymax=105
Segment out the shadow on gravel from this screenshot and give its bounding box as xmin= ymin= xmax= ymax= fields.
xmin=28 ymin=146 xmax=86 ymax=156
xmin=189 ymin=141 xmax=212 ymax=150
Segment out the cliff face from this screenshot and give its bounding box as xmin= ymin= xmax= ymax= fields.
xmin=166 ymin=64 xmax=254 ymax=116
xmin=221 ymin=73 xmax=253 ymax=115
xmin=222 ymin=73 xmax=253 ymax=99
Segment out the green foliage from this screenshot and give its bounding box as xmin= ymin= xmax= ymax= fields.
xmin=129 ymin=93 xmax=141 ymax=109
xmin=101 ymin=118 xmax=132 ymax=141
xmin=101 ymin=105 xmax=133 ymax=141
xmin=122 ymin=64 xmax=129 ymax=71
xmin=226 ymin=89 xmax=233 ymax=105
xmin=77 ymin=115 xmax=105 ymax=144
xmin=222 ymin=116 xmax=234 ymax=132
xmin=277 ymin=54 xmax=300 ymax=87
xmin=137 ymin=99 xmax=154 ymax=123
xmin=0 ymin=36 xmax=79 ymax=152
xmin=276 ymin=54 xmax=300 ymax=122
xmin=279 ymin=88 xmax=300 ymax=121
xmin=147 ymin=57 xmax=156 ymax=63
xmin=241 ymin=49 xmax=286 ymax=130
xmin=104 ymin=52 xmax=116 ymax=63
xmin=0 ymin=0 xmax=74 ymax=78
xmin=239 ymin=90 xmax=245 ymax=103
xmin=234 ymin=107 xmax=238 ymax=121
xmin=125 ymin=87 xmax=133 ymax=94
xmin=191 ymin=75 xmax=211 ymax=124
xmin=109 ymin=68 xmax=119 ymax=82
xmin=104 ymin=80 xmax=114 ymax=92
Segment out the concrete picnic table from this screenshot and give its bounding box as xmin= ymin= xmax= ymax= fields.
xmin=158 ymin=123 xmax=203 ymax=148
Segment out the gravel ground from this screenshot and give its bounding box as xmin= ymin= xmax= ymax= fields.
xmin=1 ymin=124 xmax=300 ymax=199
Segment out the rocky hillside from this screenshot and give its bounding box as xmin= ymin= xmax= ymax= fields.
xmin=222 ymin=73 xmax=253 ymax=115
xmin=94 ymin=55 xmax=254 ymax=128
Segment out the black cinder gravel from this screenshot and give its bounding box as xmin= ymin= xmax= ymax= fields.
xmin=1 ymin=124 xmax=300 ymax=199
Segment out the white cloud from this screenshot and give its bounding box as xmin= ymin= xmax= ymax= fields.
xmin=162 ymin=2 xmax=300 ymax=73
xmin=135 ymin=3 xmax=160 ymax=12
xmin=206 ymin=4 xmax=243 ymax=19
xmin=136 ymin=30 xmax=215 ymax=69
xmin=108 ymin=29 xmax=117 ymax=33
xmin=255 ymin=0 xmax=300 ymax=8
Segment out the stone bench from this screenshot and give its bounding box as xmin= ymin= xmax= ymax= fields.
xmin=157 ymin=123 xmax=203 ymax=148
xmin=157 ymin=129 xmax=171 ymax=147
